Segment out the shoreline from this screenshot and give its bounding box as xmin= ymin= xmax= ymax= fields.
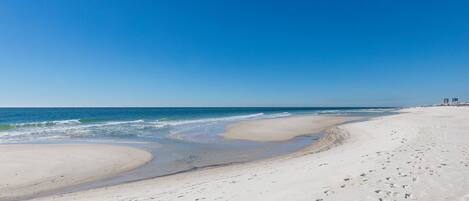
xmin=2 ymin=114 xmax=362 ymax=201
xmin=224 ymin=115 xmax=363 ymax=141
xmin=26 ymin=113 xmax=381 ymax=200
xmin=30 ymin=106 xmax=469 ymax=201
xmin=50 ymin=114 xmax=365 ymax=198
xmin=0 ymin=144 xmax=152 ymax=201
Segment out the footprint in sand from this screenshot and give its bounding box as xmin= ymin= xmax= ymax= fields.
xmin=318 ymin=163 xmax=328 ymax=167
xmin=404 ymin=193 xmax=412 ymax=199
xmin=323 ymin=189 xmax=335 ymax=196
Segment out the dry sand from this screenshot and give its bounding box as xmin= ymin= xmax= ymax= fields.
xmin=31 ymin=107 xmax=469 ymax=201
xmin=0 ymin=144 xmax=152 ymax=201
xmin=224 ymin=115 xmax=357 ymax=141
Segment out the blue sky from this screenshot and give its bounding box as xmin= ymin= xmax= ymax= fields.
xmin=0 ymin=0 xmax=468 ymax=107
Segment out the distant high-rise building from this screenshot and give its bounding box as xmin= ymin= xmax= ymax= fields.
xmin=452 ymin=98 xmax=459 ymax=104
xmin=443 ymin=98 xmax=450 ymax=105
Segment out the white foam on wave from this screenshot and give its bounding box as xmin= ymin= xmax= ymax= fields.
xmin=92 ymin=120 xmax=145 ymax=126
xmin=148 ymin=113 xmax=269 ymax=129
xmin=148 ymin=112 xmax=291 ymax=128
xmin=0 ymin=112 xmax=293 ymax=142
xmin=166 ymin=113 xmax=265 ymax=125
xmin=0 ymin=119 xmax=146 ymax=139
xmin=262 ymin=112 xmax=292 ymax=118
xmin=9 ymin=119 xmax=82 ymax=128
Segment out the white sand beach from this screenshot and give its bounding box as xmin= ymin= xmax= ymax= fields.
xmin=28 ymin=107 xmax=469 ymax=200
xmin=224 ymin=115 xmax=357 ymax=141
xmin=0 ymin=144 xmax=152 ymax=200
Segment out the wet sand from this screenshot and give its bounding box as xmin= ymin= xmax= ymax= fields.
xmin=31 ymin=107 xmax=469 ymax=201
xmin=0 ymin=144 xmax=152 ymax=201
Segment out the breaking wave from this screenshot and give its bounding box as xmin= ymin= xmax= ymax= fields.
xmin=0 ymin=112 xmax=291 ymax=143
xmin=0 ymin=119 xmax=81 ymax=131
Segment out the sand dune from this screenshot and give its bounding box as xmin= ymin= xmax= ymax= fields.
xmin=32 ymin=107 xmax=469 ymax=201
xmin=0 ymin=144 xmax=152 ymax=200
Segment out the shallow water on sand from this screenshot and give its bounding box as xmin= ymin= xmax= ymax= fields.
xmin=0 ymin=107 xmax=395 ymax=199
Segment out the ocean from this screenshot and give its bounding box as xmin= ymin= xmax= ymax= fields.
xmin=0 ymin=107 xmax=393 ymax=143
xmin=0 ymin=107 xmax=394 ymax=196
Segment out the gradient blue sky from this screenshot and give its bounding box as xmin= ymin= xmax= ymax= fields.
xmin=1 ymin=0 xmax=468 ymax=107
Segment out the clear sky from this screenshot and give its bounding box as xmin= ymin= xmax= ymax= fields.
xmin=0 ymin=0 xmax=468 ymax=107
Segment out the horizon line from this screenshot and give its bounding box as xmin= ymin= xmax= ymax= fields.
xmin=0 ymin=106 xmax=399 ymax=108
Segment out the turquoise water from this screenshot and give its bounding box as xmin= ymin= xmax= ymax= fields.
xmin=0 ymin=107 xmax=392 ymax=143
xmin=0 ymin=107 xmax=394 ymax=198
